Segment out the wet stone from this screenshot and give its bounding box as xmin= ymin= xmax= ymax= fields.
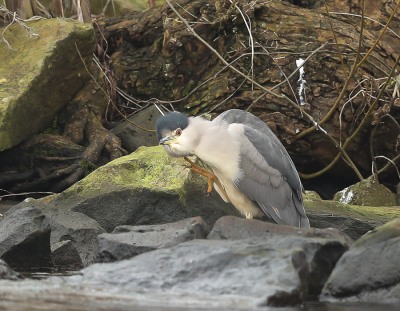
xmin=51 ymin=240 xmax=84 ymax=271
xmin=208 ymin=216 xmax=351 ymax=296
xmin=98 ymin=217 xmax=209 ymax=262
xmin=321 ymin=219 xmax=400 ymax=302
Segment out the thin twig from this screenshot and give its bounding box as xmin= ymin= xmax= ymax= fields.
xmin=164 ymin=0 xmax=363 ymax=180
xmin=375 ymin=156 xmax=400 ymax=179
xmin=324 ymin=0 xmax=347 ymax=79
xmin=295 ymin=0 xmax=399 ymax=141
xmin=0 ymin=191 xmax=55 ymax=199
xmin=0 ymin=5 xmax=45 ymax=50
xmin=76 ymin=44 xmax=156 ymax=132
xmin=376 ymin=154 xmax=400 ymax=176
xmin=301 ymin=53 xmax=400 ymax=179
xmin=257 ymin=42 xmax=299 ymax=105
xmin=235 ymin=3 xmax=254 ymax=94
xmin=329 ymin=12 xmax=400 ymax=40
xmin=163 ymin=0 xmax=315 ymax=121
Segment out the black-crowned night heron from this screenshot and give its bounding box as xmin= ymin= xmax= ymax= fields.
xmin=156 ymin=109 xmax=310 ymax=228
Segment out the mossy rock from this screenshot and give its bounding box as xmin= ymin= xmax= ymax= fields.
xmin=48 ymin=146 xmax=240 ymax=232
xmin=0 ymin=18 xmax=95 ymax=151
xmin=333 ymin=179 xmax=396 ymax=207
xmin=305 ymin=194 xmax=400 ymax=240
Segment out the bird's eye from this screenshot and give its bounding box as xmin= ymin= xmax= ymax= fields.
xmin=176 ymin=129 xmax=182 ymax=136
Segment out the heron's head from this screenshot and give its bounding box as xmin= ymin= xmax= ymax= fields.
xmin=156 ymin=112 xmax=196 ymax=157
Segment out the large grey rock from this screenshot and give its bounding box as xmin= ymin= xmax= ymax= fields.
xmin=111 ymin=105 xmax=159 ymax=153
xmin=0 ymin=200 xmax=53 ymax=269
xmin=0 ymin=198 xmax=105 ymax=270
xmin=0 ymin=19 xmax=95 ymax=151
xmin=333 ymin=178 xmax=396 ymax=207
xmin=98 ymin=217 xmax=209 ymax=262
xmin=321 ymin=219 xmax=400 ymax=302
xmin=0 ymin=259 xmax=22 ymax=280
xmin=68 ymin=239 xmax=309 ymax=307
xmin=48 ymin=146 xmax=240 ymax=232
xmin=208 ymin=216 xmax=350 ymax=296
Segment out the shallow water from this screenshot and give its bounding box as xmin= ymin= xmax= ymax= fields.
xmin=0 ymin=274 xmax=398 ymax=311
xmin=0 ymin=299 xmax=398 ymax=311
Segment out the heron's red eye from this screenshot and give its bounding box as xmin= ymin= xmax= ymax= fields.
xmin=176 ymin=129 xmax=182 ymax=136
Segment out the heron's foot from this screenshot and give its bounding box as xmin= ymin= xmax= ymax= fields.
xmin=184 ymin=160 xmax=216 ymax=193
xmin=245 ymin=212 xmax=254 ymax=220
xmin=184 ymin=157 xmax=230 ymax=201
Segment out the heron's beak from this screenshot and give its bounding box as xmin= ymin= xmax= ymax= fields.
xmin=159 ymin=135 xmax=176 ymax=145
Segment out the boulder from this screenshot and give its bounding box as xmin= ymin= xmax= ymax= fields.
xmin=0 ymin=259 xmax=22 ymax=280
xmin=0 ymin=198 xmax=105 ymax=270
xmin=304 ymin=192 xmax=400 ymax=240
xmin=333 ymin=179 xmax=397 ymax=207
xmin=0 ymin=18 xmax=95 ymax=151
xmin=321 ymin=219 xmax=400 ymax=302
xmin=48 ymin=146 xmax=240 ymax=232
xmin=51 ymin=240 xmax=84 ymax=271
xmin=45 ymin=208 xmax=105 ymax=267
xmin=0 ymin=200 xmax=53 ymax=269
xmin=111 ymin=105 xmax=159 ymax=153
xmin=68 ymin=239 xmax=309 ymax=307
xmin=98 ymin=217 xmax=209 ymax=262
xmin=208 ymin=216 xmax=350 ymax=296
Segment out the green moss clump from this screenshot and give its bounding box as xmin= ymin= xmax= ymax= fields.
xmin=42 ymin=116 xmax=63 ymax=135
xmin=80 ymin=160 xmax=98 ymax=173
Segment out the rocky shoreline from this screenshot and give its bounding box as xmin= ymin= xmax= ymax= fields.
xmin=1 ymin=146 xmax=400 ymax=308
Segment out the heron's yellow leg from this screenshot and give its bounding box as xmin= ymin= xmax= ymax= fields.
xmin=184 ymin=157 xmax=231 ymax=203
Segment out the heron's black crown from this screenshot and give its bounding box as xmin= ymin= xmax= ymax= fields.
xmin=156 ymin=112 xmax=189 ymax=140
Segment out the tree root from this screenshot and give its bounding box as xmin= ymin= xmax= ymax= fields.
xmin=0 ymin=171 xmax=36 ymax=188
xmin=8 ymin=114 xmax=127 ymax=193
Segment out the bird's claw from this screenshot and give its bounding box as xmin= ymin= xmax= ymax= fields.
xmin=245 ymin=212 xmax=254 ymax=220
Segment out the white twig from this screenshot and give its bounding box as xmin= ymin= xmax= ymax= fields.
xmin=234 ymin=3 xmax=254 ymax=94
xmin=0 ymin=4 xmax=45 ymax=50
xmin=154 ymin=104 xmax=165 ymax=116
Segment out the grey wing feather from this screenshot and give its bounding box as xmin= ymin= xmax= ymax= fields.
xmin=215 ymin=110 xmax=310 ymax=228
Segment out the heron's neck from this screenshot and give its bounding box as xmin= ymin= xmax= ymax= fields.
xmin=191 ymin=116 xmax=240 ymax=180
